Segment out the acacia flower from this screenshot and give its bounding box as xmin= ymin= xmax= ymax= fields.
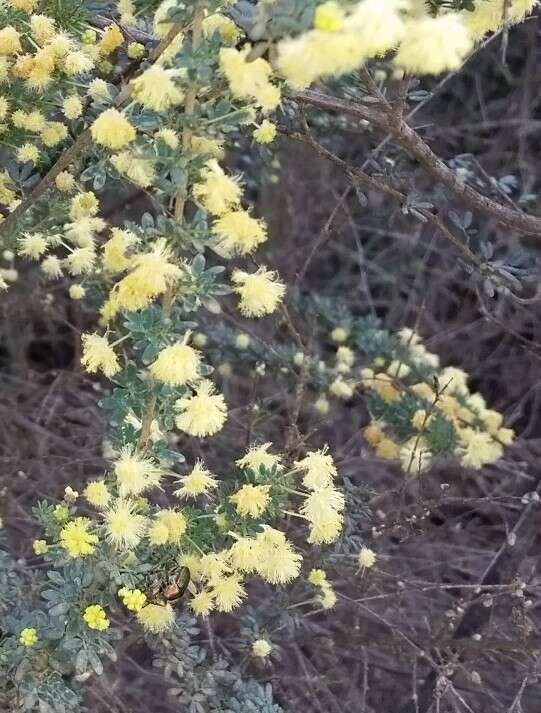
xmin=83 ymin=480 xmax=111 ymax=509
xmin=150 ymin=342 xmax=201 ymax=386
xmin=91 ymin=108 xmax=136 ymax=149
xmin=83 ymin=604 xmax=109 ymax=631
xmin=294 ymin=447 xmax=337 ymax=490
xmin=114 ymin=448 xmax=162 ymax=496
xmin=189 ymin=590 xmax=215 ymax=617
xmin=212 ymin=209 xmax=268 ymax=256
xmin=81 ymin=333 xmax=120 ymax=378
xmin=231 ymin=267 xmax=285 ymax=318
xmin=193 ymin=160 xmax=242 ymax=216
xmin=137 ymin=603 xmax=175 ymax=633
xmin=174 ymin=380 xmax=227 ymax=437
xmin=104 ymin=499 xmax=147 ymax=549
xmin=230 ymin=484 xmax=271 ymax=518
xmin=33 ymin=540 xmax=48 ymax=556
xmin=211 ymin=573 xmax=246 ymax=612
xmin=253 ymin=527 xmax=302 ymax=585
xmin=236 ymin=442 xmax=282 ymax=472
xmin=253 ymin=120 xmax=277 ymax=144
xmin=358 ymin=547 xmax=376 ymax=569
xmin=174 ymin=461 xmax=218 ymax=498
xmin=252 ymin=638 xmax=272 ymax=658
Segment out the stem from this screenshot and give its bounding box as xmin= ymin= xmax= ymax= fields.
xmin=174 ymin=2 xmax=204 ymax=220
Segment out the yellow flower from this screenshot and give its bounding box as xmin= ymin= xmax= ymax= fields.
xmin=99 ymin=23 xmax=124 ymax=55
xmin=17 ymin=143 xmax=39 ymax=164
xmin=375 ymin=437 xmax=401 ymax=460
xmin=348 ymin=0 xmax=407 ymax=57
xmin=395 ymin=14 xmax=473 ymax=76
xmin=41 ymin=122 xmax=68 ymax=147
xmin=91 ymin=108 xmax=136 ymax=149
xmin=358 ymin=547 xmax=376 ymax=569
xmin=253 ymin=120 xmax=277 ymax=144
xmin=153 ymin=0 xmax=178 ymax=38
xmin=212 ymin=209 xmax=268 ymax=256
xmin=253 ymin=527 xmax=302 ymax=584
xmin=83 ymin=480 xmax=111 ymax=509
xmin=174 ymin=461 xmax=218 ymax=498
xmin=331 ymin=326 xmax=348 ymax=343
xmin=41 ymin=255 xmax=63 ymax=279
xmin=8 ymin=0 xmax=38 ymax=11
xmin=69 ymin=284 xmax=86 ymax=300
xmin=55 ymin=171 xmax=76 ymax=192
xmin=318 ymin=582 xmax=337 ymax=609
xmin=300 ymin=486 xmax=344 ymax=544
xmin=102 ymin=228 xmax=137 ymax=273
xmin=211 ymin=573 xmax=246 ymax=612
xmin=153 ymin=509 xmax=187 ymax=544
xmin=199 ymin=551 xmax=231 ymax=585
xmin=65 ymin=247 xmax=96 ymax=275
xmin=18 ymin=233 xmax=48 ymax=260
xmin=115 ymin=448 xmax=162 ymax=496
xmin=60 ymin=517 xmax=98 ymax=558
xmin=230 ymin=484 xmax=271 ymax=518
xmin=314 ymin=1 xmax=345 ymax=32
xmin=0 ymin=27 xmax=22 ymax=56
xmin=137 ymin=602 xmax=175 ymax=633
xmin=118 ymin=587 xmax=147 ymax=612
xmin=83 ymin=604 xmax=109 ymax=631
xmin=33 ymin=539 xmax=48 ymax=555
xmin=458 ymin=429 xmax=503 ymax=469
xmin=294 ymin=447 xmax=337 ymax=490
xmin=308 ymin=568 xmax=328 ymax=586
xmin=228 ymin=536 xmax=259 ymax=573
xmin=174 ymin=380 xmax=227 ymax=437
xmin=63 ymin=95 xmax=83 ymax=120
xmin=19 ymin=628 xmax=38 ymax=647
xmin=193 ymin=160 xmax=242 ymax=216
xmin=231 ymin=267 xmax=285 ymax=318
xmin=64 ymin=50 xmax=95 ymax=75
xmin=150 ymin=342 xmax=201 ymax=386
xmin=236 ymin=443 xmax=282 ymax=472
xmin=131 ymin=65 xmax=184 ymax=111
xmin=30 ymin=14 xmax=56 ymax=45
xmin=191 ymin=135 xmax=224 ymax=158
xmin=202 ymin=13 xmax=239 ymax=43
xmin=189 ymin=590 xmax=215 ymax=616
xmin=81 ymin=333 xmax=120 ymax=378
xmin=155 ymin=128 xmax=179 ymax=149
xmin=252 ymin=638 xmax=272 ymax=658
xmin=148 ymin=519 xmax=170 ymax=545
xmin=88 ymin=78 xmax=111 ymax=102
xmin=104 ymin=499 xmax=147 ymax=549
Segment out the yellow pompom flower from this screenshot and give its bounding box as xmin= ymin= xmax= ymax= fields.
xmin=230 ymin=484 xmax=271 ymax=519
xmin=0 ymin=27 xmax=22 ymax=56
xmin=358 ymin=546 xmax=376 ymax=569
xmin=80 ymin=333 xmax=120 ymax=378
xmin=131 ymin=65 xmax=184 ymax=111
xmin=202 ymin=13 xmax=240 ymax=43
xmin=229 ymin=195 xmax=280 ymax=246
xmin=118 ymin=587 xmax=147 ymax=612
xmin=253 ymin=120 xmax=277 ymax=144
xmin=62 ymin=95 xmax=83 ymax=120
xmin=294 ymin=447 xmax=337 ymax=490
xmin=211 ymin=573 xmax=246 ymax=612
xmin=153 ymin=0 xmax=178 ymax=38
xmin=115 ymin=448 xmax=162 ymax=496
xmin=83 ymin=480 xmax=111 ymax=509
xmin=55 ymin=171 xmax=76 ymax=192
xmin=18 ymin=233 xmax=48 ymax=260
xmin=308 ymin=568 xmax=327 ymax=586
xmin=191 ymin=135 xmax=225 ymax=158
xmin=174 ymin=380 xmax=227 ymax=437
xmin=88 ymin=78 xmax=111 ymax=102
xmin=53 ymin=504 xmax=70 ymax=522
xmin=69 ymin=284 xmax=86 ymax=300
xmin=395 ymin=13 xmax=473 ymax=76
xmin=32 ymin=540 xmax=48 ymax=555
xmin=252 ymin=638 xmax=272 ymax=658
xmin=155 ymin=128 xmax=179 ymax=149
xmin=199 ymin=551 xmax=231 ymax=585
xmin=150 ymin=342 xmax=201 ymax=386
xmin=83 ymin=604 xmax=109 ymax=631
xmin=99 ymin=23 xmax=124 ymax=55
xmin=174 ymin=460 xmax=218 ymax=498
xmin=60 ymin=517 xmax=98 ymax=557
xmin=253 ymin=527 xmax=302 ymax=585
xmin=348 ymin=0 xmax=407 ymax=57
xmin=102 ymin=228 xmax=137 ymax=273
xmin=110 ymin=152 xmax=156 ymax=188
xmin=107 ymin=240 xmax=181 ymax=316
xmin=91 ymin=108 xmax=136 ymax=149
xmin=189 ymin=590 xmax=215 ymax=616
xmin=318 ymin=582 xmax=337 ymax=609
xmin=104 ymin=499 xmax=147 ymax=549
xmin=154 ymin=509 xmax=187 ymax=544
xmin=458 ymin=428 xmax=503 ymax=469
xmin=30 ymin=14 xmax=56 ymax=44
xmin=228 ymin=536 xmax=259 ymax=573
xmin=193 ymin=160 xmax=242 ymax=216
xmin=314 ymin=1 xmax=345 ymax=32
xmin=137 ymin=602 xmax=175 ymax=633
xmin=236 ymin=442 xmax=282 ymax=472
xmin=148 ymin=519 xmax=170 ymax=545
xmin=8 ymin=0 xmax=38 ymax=11
xmin=19 ymin=628 xmax=38 ymax=647
xmin=231 ymin=267 xmax=285 ymax=318
xmin=41 ymin=255 xmax=63 ymax=279
xmin=300 ymin=486 xmax=345 ymax=544
xmin=17 ymin=143 xmax=39 ymax=164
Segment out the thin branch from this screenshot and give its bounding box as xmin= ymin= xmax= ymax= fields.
xmin=294 ymin=89 xmax=541 ymax=237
